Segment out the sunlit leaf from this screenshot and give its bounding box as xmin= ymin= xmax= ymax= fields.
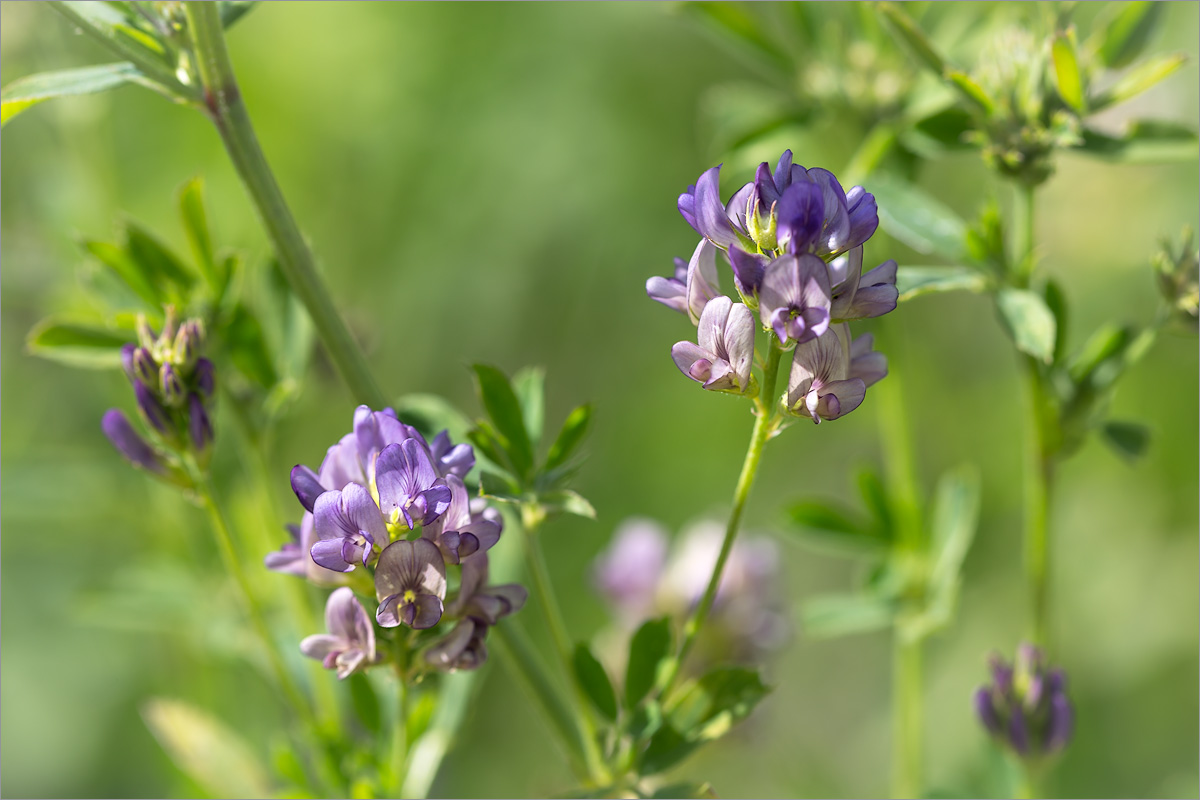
xmin=572 ymin=643 xmax=618 ymax=722
xmin=1090 ymin=54 xmax=1187 ymax=112
xmin=538 ymin=489 xmax=596 ymax=520
xmin=142 ymin=698 xmax=272 ymax=799
xmin=472 ymin=364 xmax=534 ymax=481
xmin=27 ymin=318 xmax=132 ymax=369
xmin=543 ymin=403 xmax=593 ymax=474
xmin=512 ymin=366 xmax=546 ymax=450
xmin=869 ymin=172 xmax=968 ymax=262
xmin=897 ymin=266 xmax=988 ymax=301
xmin=1 ymin=63 xmax=141 ymax=126
xmin=178 ymin=178 xmax=220 ymax=292
xmin=1052 ymin=31 xmax=1085 ymax=112
xmin=945 ymin=70 xmax=995 ymax=115
xmin=996 ymin=288 xmax=1057 ymax=363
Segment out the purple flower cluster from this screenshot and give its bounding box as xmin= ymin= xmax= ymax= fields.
xmin=593 ymin=519 xmax=788 ymax=664
xmin=649 ymin=151 xmax=897 ymax=422
xmin=272 ymin=406 xmax=525 ymax=678
xmin=102 ymin=309 xmax=215 ymax=476
xmin=974 ymin=643 xmax=1073 ymax=759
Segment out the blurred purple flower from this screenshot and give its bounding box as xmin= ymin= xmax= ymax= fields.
xmin=375 ymin=539 xmax=447 ymax=629
xmin=101 ymin=409 xmax=169 ymax=475
xmin=671 ymin=296 xmax=756 ymax=394
xmin=975 ymin=643 xmax=1073 ymax=759
xmin=300 ymin=587 xmax=377 ymax=679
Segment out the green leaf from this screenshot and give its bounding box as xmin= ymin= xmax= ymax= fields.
xmin=512 ymin=366 xmax=546 ymax=450
xmin=537 ymin=489 xmax=596 ymax=519
xmin=1052 ymin=31 xmax=1085 ymax=112
xmin=802 ymin=593 xmax=895 ymax=639
xmin=84 ymin=238 xmax=161 ymax=308
xmin=996 ymin=288 xmax=1057 ymax=363
xmin=142 ymin=698 xmax=272 ymax=798
xmin=543 ymin=403 xmax=593 ymax=474
xmin=1091 ymin=54 xmax=1187 ymax=112
xmin=225 ymin=304 xmax=279 ymax=389
xmin=945 ymin=70 xmax=995 ymax=115
xmin=471 ymin=364 xmax=534 ymax=481
xmin=27 ymin=318 xmax=132 ymax=369
xmin=927 ymin=465 xmax=981 ymax=595
xmin=572 ymin=643 xmax=618 ymax=722
xmin=468 ymin=421 xmax=516 ymax=476
xmin=220 ymin=0 xmax=259 ymax=29
xmin=1094 ymin=1 xmax=1164 ymax=69
xmin=1 ymin=63 xmax=142 ymax=126
xmin=1043 ymin=278 xmax=1069 ymax=365
xmin=784 ymin=500 xmax=885 ymax=557
xmin=625 ymin=698 xmax=662 ymax=741
xmin=1101 ymin=420 xmax=1151 ymax=463
xmin=125 ymin=222 xmax=196 ymax=297
xmin=906 ymin=105 xmax=974 ymax=153
xmin=649 ymin=782 xmax=716 ymax=799
xmin=897 ymin=266 xmax=988 ymax=302
xmin=1068 ymin=323 xmax=1132 ymax=386
xmin=856 ymin=467 xmax=893 ymax=536
xmin=177 ymin=177 xmax=220 ymax=292
xmin=640 ymin=667 xmax=769 ymax=774
xmin=478 ymin=470 xmax=521 ymax=503
xmin=625 ymin=617 xmax=672 ymax=710
xmin=347 ymin=673 xmax=381 ymax=735
xmin=869 ymin=173 xmax=968 ymax=262
xmin=877 ymin=2 xmax=946 ymax=75
xmin=1076 ymin=120 xmax=1199 ymax=163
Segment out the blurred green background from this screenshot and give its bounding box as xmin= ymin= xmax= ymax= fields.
xmin=2 ymin=2 xmax=1197 ymax=797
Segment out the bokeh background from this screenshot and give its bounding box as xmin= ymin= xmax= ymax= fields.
xmin=2 ymin=2 xmax=1197 ymax=797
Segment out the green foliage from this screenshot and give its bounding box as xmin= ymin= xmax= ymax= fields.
xmin=26 ymin=318 xmax=133 ymax=369
xmin=896 ymin=266 xmax=989 ymax=302
xmin=868 ymin=173 xmax=968 ymax=262
xmin=1 ymin=63 xmax=143 ymax=126
xmin=142 ymin=698 xmax=272 ymax=798
xmin=996 ymin=288 xmax=1058 ymax=364
xmin=624 ymin=617 xmax=672 ymax=710
xmin=572 ymin=643 xmax=618 ymax=722
xmin=1100 ymin=420 xmax=1152 ymax=463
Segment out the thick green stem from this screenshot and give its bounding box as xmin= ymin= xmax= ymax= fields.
xmin=493 ymin=623 xmax=594 ymax=784
xmin=667 ymin=338 xmax=785 ymax=689
xmin=891 ymin=631 xmax=923 ymax=798
xmin=182 ymin=2 xmax=388 ymax=409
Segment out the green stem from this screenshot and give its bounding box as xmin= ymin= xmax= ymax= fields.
xmin=193 ymin=473 xmax=311 ymax=717
xmin=388 ymin=639 xmax=410 ymax=797
xmin=182 ymin=2 xmax=388 ymax=409
xmin=891 ymin=630 xmax=923 ymax=798
xmin=519 ymin=505 xmax=609 ymax=785
xmin=493 ymin=622 xmax=594 ymax=784
xmin=666 ymin=338 xmax=785 ymax=690
xmin=1012 ymin=180 xmax=1037 ymax=289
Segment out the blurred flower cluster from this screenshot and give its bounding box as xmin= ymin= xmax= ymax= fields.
xmin=649 ymin=150 xmax=895 ymax=422
xmin=593 ymin=518 xmax=788 ymax=670
xmin=974 ymin=643 xmax=1072 ymax=760
xmin=270 ymin=405 xmax=527 ymax=678
xmin=102 ymin=307 xmax=215 ymax=483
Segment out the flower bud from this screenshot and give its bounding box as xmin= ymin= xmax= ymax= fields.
xmin=1153 ymin=227 xmax=1199 ymax=327
xmin=135 ymin=380 xmax=171 ymax=436
xmin=188 ymin=393 xmax=214 ymax=459
xmin=102 ymin=409 xmax=168 ymax=475
xmin=132 ymin=347 xmax=159 ymax=387
xmin=974 ymin=643 xmax=1072 ymax=760
xmin=193 ymin=358 xmax=216 ymax=399
xmin=174 ymin=319 xmax=205 ymax=370
xmin=120 ymin=344 xmax=137 ymax=383
xmin=136 ymin=314 xmax=157 ymax=350
xmin=160 ymin=364 xmax=185 ymax=408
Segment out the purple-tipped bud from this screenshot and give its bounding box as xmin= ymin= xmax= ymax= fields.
xmin=174 ymin=320 xmax=204 ymax=370
xmin=120 ymin=344 xmax=137 ymax=382
xmin=160 ymin=364 xmax=185 ymax=408
xmin=187 ymin=393 xmax=213 ymax=454
xmin=102 ymin=409 xmax=168 ymax=474
xmin=136 ymin=314 xmax=157 ymax=349
xmin=974 ymin=643 xmax=1073 ymax=760
xmin=193 ymin=358 xmax=216 ymax=399
xmin=291 ymin=465 xmax=325 ymax=512
xmin=135 ymin=380 xmax=171 ymax=435
xmin=132 ymin=347 xmax=159 ymax=386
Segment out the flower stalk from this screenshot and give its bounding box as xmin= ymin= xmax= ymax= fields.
xmin=182 ymin=1 xmax=388 ymax=409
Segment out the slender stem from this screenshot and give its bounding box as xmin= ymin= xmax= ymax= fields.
xmin=666 ymin=338 xmax=785 ymax=690
xmin=193 ymin=472 xmax=311 ymax=717
xmin=519 ymin=505 xmax=610 ymax=785
xmin=182 ymin=2 xmax=388 ymax=409
xmin=1012 ymin=180 xmax=1037 ymax=289
xmin=891 ymin=630 xmax=923 ymax=798
xmin=493 ymin=622 xmax=594 ymax=783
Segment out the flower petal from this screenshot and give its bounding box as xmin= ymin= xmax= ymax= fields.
xmin=693 ymin=165 xmax=738 ymax=248
xmin=685 ymin=239 xmax=721 ymax=324
xmin=290 ymin=465 xmax=325 ymax=513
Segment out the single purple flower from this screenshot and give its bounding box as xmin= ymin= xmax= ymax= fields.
xmin=445 ymin=551 xmax=527 ymax=625
xmin=849 ymin=332 xmax=888 ymax=387
xmin=671 ymin=295 xmax=756 ymax=394
xmin=376 ymin=440 xmax=453 ymax=530
xmin=193 ymin=358 xmax=216 ymax=398
xmin=265 ymin=523 xmax=308 ymax=577
xmin=131 ymin=346 xmax=158 ymax=386
xmin=102 ymin=409 xmax=168 ymax=475
xmin=424 ymin=617 xmax=489 ymax=672
xmin=785 ymin=324 xmax=867 ymax=423
xmin=375 ymin=538 xmax=447 ymax=629
xmin=160 ymin=364 xmax=185 ymax=407
xmin=679 ymin=164 xmax=741 ymax=250
xmin=422 ymin=474 xmax=502 ymax=564
xmin=592 ymin=518 xmax=669 ymax=623
xmin=728 ymin=246 xmax=768 ymax=302
xmin=974 ymin=643 xmax=1073 ymax=759
xmin=311 ymin=483 xmax=388 ymax=573
xmin=429 ymin=430 xmax=475 ymax=479
xmin=758 ymin=253 xmax=832 ymax=346
xmin=828 ymin=247 xmax=898 ymax=321
xmin=300 ymin=587 xmax=377 ymax=679
xmin=646 ymin=256 xmax=689 ymax=315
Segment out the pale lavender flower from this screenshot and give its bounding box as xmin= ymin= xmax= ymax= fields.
xmin=375 ymin=440 xmax=453 ymax=530
xmin=430 ymin=430 xmax=475 ymax=479
xmin=424 ymin=617 xmax=489 ymax=672
xmin=264 ymin=523 xmax=308 ymax=577
xmin=758 ymin=253 xmax=833 ymax=346
xmin=445 ymin=551 xmax=527 ymax=625
xmin=828 ymin=247 xmax=898 ymax=321
xmin=646 ymin=256 xmax=690 ymax=314
xmin=311 ymin=483 xmax=388 ymax=573
xmin=375 ymin=539 xmax=447 ymax=629
xmin=785 ymin=324 xmax=874 ymax=423
xmin=421 ymin=474 xmax=502 ymax=564
xmin=592 ymin=519 xmax=670 ymax=624
xmin=671 ymin=296 xmax=756 ymax=394
xmin=975 ymin=643 xmax=1073 ymax=759
xmin=300 ymin=587 xmax=376 ymax=679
